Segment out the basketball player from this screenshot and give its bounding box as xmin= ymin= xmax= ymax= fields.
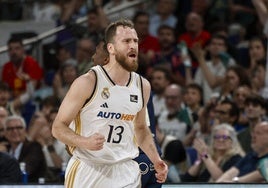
xmin=92 ymin=38 xmax=163 ymax=188
xmin=52 ymin=19 xmax=168 ymax=187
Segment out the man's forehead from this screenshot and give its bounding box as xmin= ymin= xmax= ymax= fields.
xmin=115 ymin=26 xmax=137 ymax=36
xmin=255 ymin=122 xmax=268 ymax=131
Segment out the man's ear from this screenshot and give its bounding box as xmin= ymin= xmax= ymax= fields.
xmin=107 ymin=43 xmax=114 ymax=54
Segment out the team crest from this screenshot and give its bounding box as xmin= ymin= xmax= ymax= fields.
xmin=101 ymin=87 xmax=110 ymax=99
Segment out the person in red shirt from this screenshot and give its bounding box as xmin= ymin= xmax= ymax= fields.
xmin=2 ymin=37 xmax=43 ymax=98
xmin=178 ymin=12 xmax=211 ymax=69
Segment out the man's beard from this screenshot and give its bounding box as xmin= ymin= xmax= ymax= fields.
xmin=10 ymin=55 xmax=22 ymax=65
xmin=115 ymin=51 xmax=138 ymax=72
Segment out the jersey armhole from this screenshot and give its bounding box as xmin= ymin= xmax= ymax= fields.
xmin=139 ymin=75 xmax=144 ymax=108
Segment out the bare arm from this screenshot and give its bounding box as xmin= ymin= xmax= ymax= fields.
xmin=193 ymin=138 xmax=224 ymax=180
xmin=94 ymin=0 xmax=109 ymax=29
xmin=191 ymin=44 xmax=224 ymax=89
xmin=60 ymin=0 xmax=77 ymax=23
xmin=187 ymin=161 xmax=203 ymax=177
xmin=52 ymin=71 xmax=105 ymax=151
xmin=216 ymin=167 xmax=239 ymax=182
xmin=252 ymin=0 xmax=268 ymax=25
xmin=134 ymin=78 xmax=168 ymax=183
xmin=238 ymin=170 xmax=264 ymax=183
xmin=11 ymin=80 xmax=35 ymax=114
xmin=202 ymin=156 xmax=225 ymax=181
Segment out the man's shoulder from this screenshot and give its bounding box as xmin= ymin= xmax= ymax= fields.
xmin=2 ymin=61 xmax=12 ymax=68
xmin=24 ymin=55 xmax=39 ymax=64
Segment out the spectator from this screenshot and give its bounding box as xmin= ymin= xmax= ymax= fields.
xmin=0 ymin=107 xmax=9 ymax=152
xmin=0 ymin=81 xmax=34 ymax=117
xmin=69 ymin=0 xmax=109 ymax=43
xmin=220 ymin=65 xmax=251 ymax=99
xmin=178 ymin=12 xmax=211 ymax=68
xmin=238 ymin=94 xmax=267 ymax=153
xmin=4 ymin=115 xmax=47 ymax=183
xmin=1 ymin=37 xmax=43 ymax=98
xmin=214 ymin=99 xmax=239 ymax=129
xmin=164 ymin=139 xmax=192 ymax=183
xmin=184 ymin=83 xmax=203 ymax=125
xmin=0 ymin=151 xmax=21 ymax=184
xmin=149 ymin=0 xmax=177 ymax=37
xmin=253 ymin=121 xmax=268 ymax=182
xmin=149 ymin=25 xmax=186 ymax=86
xmin=191 ymin=102 xmax=218 ymax=145
xmin=31 ymin=108 xmax=70 ymax=183
xmin=252 ymin=59 xmax=267 ymax=98
xmin=85 ymin=4 xmax=109 ymax=42
xmin=55 ymin=0 xmax=88 ymax=46
xmin=217 ymin=121 xmax=268 ymax=182
xmin=91 ymin=39 xmax=109 ymax=66
xmin=75 ymin=37 xmax=96 ymax=75
xmin=247 ymin=37 xmax=266 ymax=75
xmin=150 ymin=66 xmax=173 ymax=119
xmin=157 ymin=84 xmax=191 ymax=142
xmin=189 ymin=35 xmax=233 ymax=103
xmin=55 ymin=44 xmax=75 ymax=69
xmin=182 ymin=123 xmax=244 ymax=182
xmin=53 ymin=62 xmax=78 ymax=101
xmin=232 ymin=85 xmax=253 ymax=132
xmin=28 ymin=96 xmax=61 ymax=144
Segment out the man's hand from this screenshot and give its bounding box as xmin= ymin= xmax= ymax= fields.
xmin=86 ymin=133 xmax=106 ymax=151
xmin=154 ymin=160 xmax=168 ymax=183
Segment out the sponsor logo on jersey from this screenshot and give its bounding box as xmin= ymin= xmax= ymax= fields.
xmin=100 ymin=102 xmax=108 ymax=108
xmin=101 ymin=87 xmax=110 ymax=99
xmin=97 ymin=111 xmax=135 ymax=121
xmin=130 ymin=95 xmax=138 ymax=103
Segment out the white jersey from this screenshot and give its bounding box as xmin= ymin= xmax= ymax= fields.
xmin=68 ymin=65 xmax=144 ymax=164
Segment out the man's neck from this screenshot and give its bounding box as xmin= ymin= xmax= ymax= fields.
xmin=189 ymin=30 xmax=202 ymax=38
xmin=160 ymin=47 xmax=173 ymax=56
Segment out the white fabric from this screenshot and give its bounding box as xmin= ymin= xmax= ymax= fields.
xmin=194 ymin=60 xmax=226 ymax=103
xmin=158 ymin=110 xmax=187 ymax=141
xmin=65 ymin=157 xmax=141 ymax=188
xmin=69 ymin=65 xmax=143 ymax=164
xmin=43 ymin=140 xmax=70 ymax=167
xmin=152 ymin=95 xmax=166 ymax=118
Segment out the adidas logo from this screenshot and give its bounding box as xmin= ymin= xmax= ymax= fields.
xmin=100 ymin=103 xmax=108 ymax=108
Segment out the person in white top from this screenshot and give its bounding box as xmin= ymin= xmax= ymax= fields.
xmin=52 ymin=19 xmax=168 ymax=188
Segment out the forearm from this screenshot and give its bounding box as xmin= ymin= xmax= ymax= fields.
xmin=252 ymin=0 xmax=268 ymax=25
xmin=202 ymin=156 xmax=224 ymax=181
xmin=187 ymin=161 xmax=202 ymax=177
xmin=216 ymin=167 xmax=239 ymax=182
xmin=238 ymin=170 xmax=264 ymax=183
xmin=94 ymin=4 xmax=109 ymax=29
xmin=52 ymin=119 xmax=86 ymax=149
xmin=60 ymin=0 xmax=77 ymax=23
xmin=46 ymin=145 xmax=63 ymax=168
xmin=185 ymin=67 xmax=193 ymax=85
xmin=199 ymin=57 xmax=223 ymax=88
xmin=135 ymin=125 xmax=161 ymax=164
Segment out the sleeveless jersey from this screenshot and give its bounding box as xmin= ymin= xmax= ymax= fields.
xmin=68 ymin=65 xmax=144 ymax=164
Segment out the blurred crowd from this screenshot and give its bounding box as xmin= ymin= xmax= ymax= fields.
xmin=1 ymin=0 xmax=268 ymax=185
